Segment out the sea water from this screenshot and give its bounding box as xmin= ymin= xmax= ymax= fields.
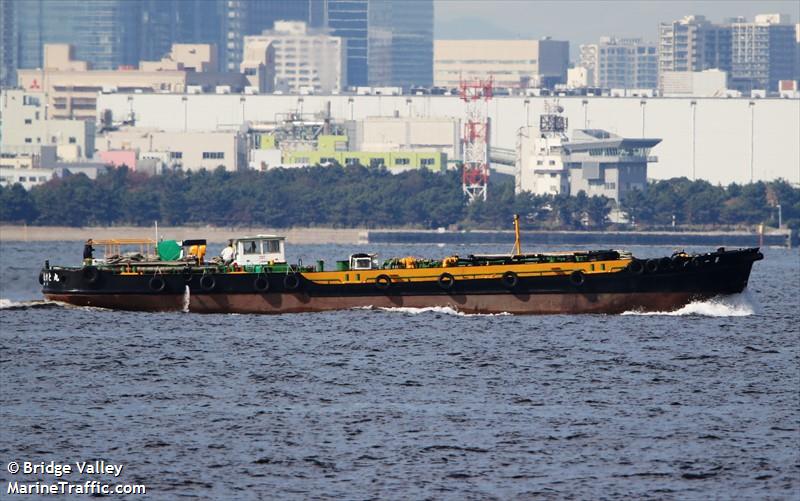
xmin=1 ymin=241 xmax=798 ymax=499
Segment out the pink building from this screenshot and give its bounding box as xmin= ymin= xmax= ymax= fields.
xmin=99 ymin=150 xmax=137 ymax=170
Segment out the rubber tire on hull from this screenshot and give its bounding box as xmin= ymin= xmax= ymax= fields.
xmin=437 ymin=273 xmax=455 ymax=290
xmin=254 ymin=276 xmax=270 ymax=292
xmin=375 ymin=274 xmax=392 ymax=290
xmin=284 ymin=274 xmax=301 ymax=290
xmin=200 ymin=275 xmax=216 ymax=291
xmin=645 ymin=259 xmax=660 ymax=273
xmin=628 ymin=260 xmax=644 ymax=275
xmin=82 ymin=266 xmax=99 ymax=284
xmin=149 ymin=276 xmax=166 ymax=293
xmin=501 ymin=271 xmax=518 ymax=289
xmin=569 ymin=270 xmax=585 ymax=286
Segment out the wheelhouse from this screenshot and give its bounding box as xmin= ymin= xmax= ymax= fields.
xmin=349 ymin=253 xmax=378 ymax=270
xmin=234 ymin=235 xmax=286 ymax=265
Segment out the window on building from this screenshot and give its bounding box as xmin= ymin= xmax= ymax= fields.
xmin=605 ymin=182 xmax=616 ymax=189
xmin=394 ymin=158 xmax=410 ymax=165
xmin=23 ymin=96 xmax=40 ymax=106
xmin=202 ymin=152 xmax=224 ymax=159
xmin=344 ymin=157 xmax=359 ymax=166
xmin=39 ymin=176 xmax=47 ymax=181
xmin=296 ymin=157 xmax=309 ymax=164
xmin=24 ymin=119 xmax=32 ymax=125
xmin=549 ymin=160 xmax=556 ymax=165
xmin=536 ymin=160 xmax=543 ymax=165
xmin=68 ymin=137 xmax=76 ymax=144
xmin=420 ymin=158 xmax=435 ymax=166
xmin=170 ymin=152 xmax=183 ymax=159
xmin=24 ymin=138 xmax=32 ymax=143
xmin=369 ymin=158 xmax=385 ymax=168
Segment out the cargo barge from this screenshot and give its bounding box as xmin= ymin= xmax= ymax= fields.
xmin=40 ymin=219 xmax=763 ymax=315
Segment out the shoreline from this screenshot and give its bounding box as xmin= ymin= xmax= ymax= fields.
xmin=0 ymin=226 xmax=368 ymax=244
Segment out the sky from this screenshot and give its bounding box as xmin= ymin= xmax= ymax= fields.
xmin=434 ymin=0 xmax=800 ymax=57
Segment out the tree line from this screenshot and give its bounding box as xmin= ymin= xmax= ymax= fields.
xmin=1 ymin=166 xmax=797 ymax=231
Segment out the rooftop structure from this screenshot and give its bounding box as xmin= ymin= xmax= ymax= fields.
xmin=16 ymin=44 xmax=247 ymax=120
xmin=434 ymin=39 xmax=569 ymax=89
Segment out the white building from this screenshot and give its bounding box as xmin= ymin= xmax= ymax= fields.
xmin=240 ymin=40 xmax=276 ymax=93
xmin=730 ymin=14 xmax=797 ymax=92
xmin=517 ymin=107 xmax=661 ymax=202
xmin=434 ymin=38 xmax=569 ymax=89
xmin=580 ymin=37 xmax=658 ymax=89
xmin=567 ymin=67 xmax=592 ymax=89
xmin=98 ymin=129 xmax=247 ymax=172
xmin=244 ymin=21 xmax=346 ymax=94
xmin=1 ymin=89 xmax=95 ymax=156
xmin=95 ymin=93 xmax=800 ymax=186
xmin=660 ymin=69 xmax=731 ymax=97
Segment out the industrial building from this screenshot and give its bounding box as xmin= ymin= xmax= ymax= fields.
xmin=98 ymin=129 xmax=248 ymax=172
xmin=660 ymin=69 xmax=731 ymax=97
xmin=244 ymin=21 xmax=346 ymax=94
xmin=434 ymin=38 xmax=569 ymax=89
xmin=94 ymin=92 xmax=800 ymax=186
xmin=580 ymin=37 xmax=658 ymax=90
xmin=0 ymin=88 xmax=108 ymax=188
xmin=16 ymin=44 xmax=248 ymax=120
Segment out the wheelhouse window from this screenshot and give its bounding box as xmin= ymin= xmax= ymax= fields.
xmin=264 ymin=239 xmax=281 ymax=253
xmin=241 ymin=240 xmax=259 ymax=254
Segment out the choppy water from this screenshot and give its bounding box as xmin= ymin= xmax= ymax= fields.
xmin=1 ymin=241 xmax=798 ymax=499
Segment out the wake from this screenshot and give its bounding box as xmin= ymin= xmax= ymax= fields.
xmin=622 ymin=292 xmax=757 ymax=317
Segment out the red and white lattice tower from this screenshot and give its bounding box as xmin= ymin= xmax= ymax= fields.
xmin=459 ymin=76 xmax=493 ymax=203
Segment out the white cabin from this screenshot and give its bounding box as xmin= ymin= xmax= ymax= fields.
xmin=233 ymin=235 xmax=286 ymax=265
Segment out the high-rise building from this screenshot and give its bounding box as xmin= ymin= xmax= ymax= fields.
xmin=325 ymin=0 xmax=369 ymax=86
xmin=324 ymin=0 xmax=433 ymax=88
xmin=434 ymin=39 xmax=569 ymax=89
xmin=139 ymin=0 xmax=225 ymax=65
xmin=730 ymin=14 xmax=797 ymax=92
xmin=0 ymin=0 xmax=17 ymax=87
xmin=243 ymin=21 xmax=345 ymax=94
xmin=221 ymin=0 xmax=318 ymax=72
xmin=15 ymin=0 xmax=141 ymax=70
xmin=658 ymin=15 xmax=731 ymax=75
xmin=367 ymin=0 xmax=433 ymax=88
xmin=580 ymin=37 xmax=658 ymax=89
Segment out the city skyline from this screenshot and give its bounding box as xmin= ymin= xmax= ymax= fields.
xmin=435 ymin=0 xmax=800 ymax=56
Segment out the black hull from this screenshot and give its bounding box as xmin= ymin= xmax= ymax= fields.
xmin=41 ymin=248 xmax=762 ymax=315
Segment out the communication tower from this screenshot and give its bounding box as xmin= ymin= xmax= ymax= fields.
xmin=459 ymin=77 xmax=493 ymax=203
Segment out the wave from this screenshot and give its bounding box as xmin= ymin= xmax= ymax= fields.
xmin=358 ymin=305 xmax=511 ymax=317
xmin=0 ymin=298 xmax=65 ymax=311
xmin=622 ymin=292 xmax=757 ymax=317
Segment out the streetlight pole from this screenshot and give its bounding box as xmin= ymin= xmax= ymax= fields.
xmin=640 ymin=99 xmax=646 ymax=138
xmin=749 ymin=100 xmax=755 ymax=183
xmin=690 ymin=100 xmax=697 ymax=180
xmin=524 ymin=98 xmax=530 ymax=127
xmin=582 ymin=99 xmax=588 ymax=128
xmin=182 ymin=95 xmax=188 ymax=132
